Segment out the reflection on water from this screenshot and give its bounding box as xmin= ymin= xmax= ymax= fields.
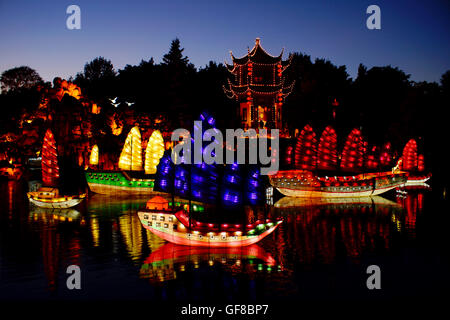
xmin=272 ymin=196 xmax=404 ymax=264
xmin=140 ymin=243 xmax=281 ymax=283
xmin=0 ymin=180 xmax=439 ymax=300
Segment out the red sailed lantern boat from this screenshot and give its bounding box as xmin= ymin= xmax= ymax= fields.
xmin=27 ymin=129 xmax=86 ymax=208
xmin=269 ymin=169 xmax=407 ymax=198
xmin=138 ymin=196 xmax=282 ymax=247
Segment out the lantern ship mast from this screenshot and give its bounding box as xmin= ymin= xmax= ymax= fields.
xmin=27 ymin=129 xmax=86 ymax=208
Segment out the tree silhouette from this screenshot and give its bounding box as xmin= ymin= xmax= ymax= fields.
xmin=162 ymin=38 xmax=190 ymax=68
xmin=1 ymin=66 xmax=43 ymax=92
xmin=75 ymin=57 xmax=116 ymax=101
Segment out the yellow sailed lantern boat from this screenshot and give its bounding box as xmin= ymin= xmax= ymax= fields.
xmin=85 ymin=128 xmax=166 ymax=194
xmin=27 ymin=129 xmax=86 ymax=208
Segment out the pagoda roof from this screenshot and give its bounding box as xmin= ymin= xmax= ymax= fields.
xmin=229 ymin=38 xmax=284 ymax=65
xmin=223 ymin=79 xmax=295 ymax=100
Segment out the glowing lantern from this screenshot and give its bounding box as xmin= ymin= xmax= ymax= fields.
xmin=402 ymin=139 xmax=418 ymax=171
xmin=418 ymin=154 xmax=425 ymax=172
xmin=89 ymin=145 xmax=99 ymax=166
xmin=365 ymin=146 xmax=379 ymax=170
xmin=317 ymin=126 xmax=338 ymax=170
xmin=42 ymin=129 xmax=59 ymax=186
xmin=284 ymin=145 xmax=293 ymax=166
xmin=110 ymin=117 xmax=123 ymax=136
xmin=92 ymin=103 xmax=100 ymax=114
xmin=144 ymin=130 xmax=165 ymax=174
xmin=118 ymin=126 xmax=142 ymax=171
xmin=341 ymin=128 xmax=365 ymax=171
xmin=379 ymin=142 xmax=392 ymax=167
xmin=294 ymin=124 xmax=317 ymax=171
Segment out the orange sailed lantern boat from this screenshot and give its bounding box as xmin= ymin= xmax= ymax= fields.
xmin=27 ymin=129 xmax=86 ymax=208
xmin=137 ymin=196 xmax=282 ymax=247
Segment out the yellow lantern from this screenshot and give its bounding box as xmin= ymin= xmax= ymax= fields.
xmin=89 ymin=145 xmax=99 ymax=166
xmin=144 ymin=130 xmax=165 ymax=174
xmin=118 ymin=126 xmax=142 ymax=171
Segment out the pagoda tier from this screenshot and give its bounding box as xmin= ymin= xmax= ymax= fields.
xmin=223 ymin=38 xmax=295 ymax=130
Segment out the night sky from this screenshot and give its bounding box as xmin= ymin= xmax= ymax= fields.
xmin=0 ymin=0 xmax=449 ymax=83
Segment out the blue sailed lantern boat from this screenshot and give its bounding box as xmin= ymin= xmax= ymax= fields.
xmin=136 ymin=112 xmax=281 ymax=248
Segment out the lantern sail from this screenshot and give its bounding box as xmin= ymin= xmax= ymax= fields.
xmin=401 ymin=139 xmax=418 ymax=171
xmin=317 ymin=126 xmax=338 ymax=170
xmin=42 ymin=129 xmax=60 ymax=187
xmin=144 ymin=130 xmax=165 ymax=174
xmin=118 ymin=126 xmax=142 ymax=171
xmin=89 ymin=145 xmax=99 ymax=166
xmin=294 ymin=124 xmax=317 ymax=171
xmin=340 ymin=128 xmax=365 ymax=171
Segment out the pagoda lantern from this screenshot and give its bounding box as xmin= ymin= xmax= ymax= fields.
xmin=223 ymin=38 xmax=294 ymax=129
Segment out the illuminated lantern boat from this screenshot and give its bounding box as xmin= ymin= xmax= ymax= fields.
xmin=269 ymin=170 xmax=408 ymax=198
xmin=27 ymin=129 xmax=86 ymax=208
xmin=85 ymin=128 xmax=165 ymax=194
xmin=27 ymin=187 xmax=86 ymax=209
xmin=137 ymin=196 xmax=282 ymax=247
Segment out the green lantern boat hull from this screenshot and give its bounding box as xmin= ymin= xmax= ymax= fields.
xmin=85 ymin=170 xmax=156 ymax=195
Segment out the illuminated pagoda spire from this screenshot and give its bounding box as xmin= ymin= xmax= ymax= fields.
xmin=223 ymin=38 xmax=294 ymax=129
xmin=118 ymin=126 xmax=143 ymax=171
xmin=42 ymin=129 xmax=60 ymax=187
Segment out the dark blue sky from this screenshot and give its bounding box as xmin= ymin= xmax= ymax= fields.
xmin=1 ymin=0 xmax=449 ymax=83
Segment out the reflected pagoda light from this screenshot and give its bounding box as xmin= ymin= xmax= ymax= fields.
xmin=89 ymin=145 xmax=99 ymax=166
xmin=118 ymin=126 xmax=142 ymax=171
xmin=144 ymin=130 xmax=165 ymax=174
